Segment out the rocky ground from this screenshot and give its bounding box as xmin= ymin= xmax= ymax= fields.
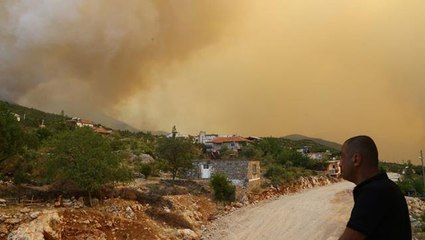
xmin=0 ymin=179 xmax=218 ymax=240
xmin=1 ymin=176 xmax=424 ymax=240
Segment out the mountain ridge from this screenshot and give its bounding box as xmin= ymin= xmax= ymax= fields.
xmin=283 ymin=134 xmax=342 ymax=151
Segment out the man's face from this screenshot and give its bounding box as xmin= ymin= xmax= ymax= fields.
xmin=340 ymin=143 xmax=354 ymax=182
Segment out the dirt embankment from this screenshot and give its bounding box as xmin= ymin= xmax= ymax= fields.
xmin=0 ymin=180 xmax=218 ymax=240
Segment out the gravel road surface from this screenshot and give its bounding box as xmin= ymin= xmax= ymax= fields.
xmin=202 ymin=181 xmax=355 ymax=240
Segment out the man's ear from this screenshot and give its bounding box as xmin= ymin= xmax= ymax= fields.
xmin=352 ymin=153 xmax=362 ymax=167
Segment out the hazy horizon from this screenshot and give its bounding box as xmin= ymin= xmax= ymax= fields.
xmin=1 ymin=0 xmax=424 ymax=164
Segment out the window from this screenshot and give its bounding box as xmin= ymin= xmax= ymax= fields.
xmin=252 ymin=164 xmax=257 ymax=175
xmin=203 ymin=164 xmax=209 ymax=169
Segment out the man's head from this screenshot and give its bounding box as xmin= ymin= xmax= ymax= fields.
xmin=340 ymin=135 xmax=379 ymax=184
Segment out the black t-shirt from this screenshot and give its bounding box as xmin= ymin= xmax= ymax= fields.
xmin=347 ymin=172 xmax=412 ymax=240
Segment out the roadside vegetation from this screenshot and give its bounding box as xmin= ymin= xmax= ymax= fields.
xmin=381 ymin=161 xmax=424 ymax=196
xmin=210 ymin=173 xmax=236 ymax=202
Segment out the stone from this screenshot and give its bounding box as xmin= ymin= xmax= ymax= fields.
xmin=0 ymin=224 xmax=8 ymax=235
xmin=125 ymin=206 xmax=135 ymax=219
xmin=54 ymin=196 xmax=63 ymax=208
xmin=177 ymin=229 xmax=198 ymax=240
xmin=91 ymin=198 xmax=99 ymax=207
xmin=81 ymin=220 xmax=90 ymax=224
xmin=20 ymin=208 xmax=31 ymax=213
xmin=29 ymin=212 xmax=40 ymax=219
xmin=140 ymin=154 xmax=155 ymax=164
xmin=7 ymin=210 xmax=61 ymax=240
xmin=5 ymin=218 xmax=21 ymax=225
xmin=63 ymin=199 xmax=72 ymax=207
xmin=75 ymin=197 xmax=85 ymax=208
xmin=163 ymin=207 xmax=171 ymax=213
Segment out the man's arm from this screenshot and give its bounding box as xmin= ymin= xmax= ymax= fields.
xmin=339 ymin=227 xmax=366 ymax=240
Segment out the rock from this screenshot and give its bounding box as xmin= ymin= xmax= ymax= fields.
xmin=20 ymin=208 xmax=31 ymax=213
xmin=7 ymin=210 xmax=61 ymax=240
xmin=232 ymin=202 xmax=243 ymax=208
xmin=5 ymin=218 xmax=21 ymax=224
xmin=81 ymin=220 xmax=90 ymax=224
xmin=75 ymin=197 xmax=85 ymax=208
xmin=54 ymin=195 xmax=63 ymax=208
xmin=240 ymin=194 xmax=249 ymax=205
xmin=29 ymin=212 xmax=40 ymax=219
xmin=91 ymin=198 xmax=99 ymax=207
xmin=0 ymin=224 xmax=8 ymax=236
xmin=62 ymin=199 xmax=72 ymax=207
xmin=177 ymin=229 xmax=198 ymax=240
xmin=125 ymin=206 xmax=135 ymax=219
xmin=140 ymin=154 xmax=155 ymax=164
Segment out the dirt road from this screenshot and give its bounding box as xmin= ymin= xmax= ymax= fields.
xmin=202 ymin=181 xmax=355 ymax=240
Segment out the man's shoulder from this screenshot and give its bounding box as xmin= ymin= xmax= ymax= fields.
xmin=356 ymin=176 xmax=402 ymax=200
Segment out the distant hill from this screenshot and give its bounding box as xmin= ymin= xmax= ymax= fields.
xmin=0 ymin=100 xmax=65 ymax=130
xmin=92 ymin=112 xmax=139 ymax=132
xmin=283 ymin=134 xmax=342 ymax=152
xmin=0 ymin=100 xmax=139 ymax=132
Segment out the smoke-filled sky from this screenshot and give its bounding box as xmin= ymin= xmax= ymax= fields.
xmin=1 ymin=0 xmax=424 ymax=164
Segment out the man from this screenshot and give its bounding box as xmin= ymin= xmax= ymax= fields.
xmin=339 ymin=135 xmax=411 ymax=240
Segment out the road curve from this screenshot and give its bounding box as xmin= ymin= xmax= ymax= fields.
xmin=202 ymin=181 xmax=355 ymax=240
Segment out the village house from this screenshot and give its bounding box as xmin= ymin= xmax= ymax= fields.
xmin=76 ymin=119 xmax=94 ymax=128
xmin=13 ymin=113 xmax=21 ymax=122
xmin=69 ymin=117 xmax=95 ymax=128
xmin=209 ymin=136 xmax=250 ymax=152
xmin=94 ymin=126 xmax=113 ymax=135
xmin=195 ymin=131 xmax=218 ymax=145
xmin=191 ymin=159 xmax=261 ymax=189
xmin=327 ymin=160 xmax=341 ymax=177
xmin=304 ymin=150 xmax=332 ymax=160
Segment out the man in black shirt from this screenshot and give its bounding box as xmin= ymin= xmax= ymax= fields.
xmin=338 ymin=135 xmax=411 ymax=240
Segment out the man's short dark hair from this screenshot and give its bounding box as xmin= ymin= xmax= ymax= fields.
xmin=344 ymin=135 xmax=379 ymax=166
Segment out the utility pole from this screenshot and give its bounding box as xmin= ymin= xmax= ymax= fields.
xmin=420 ymin=150 xmax=424 ymax=197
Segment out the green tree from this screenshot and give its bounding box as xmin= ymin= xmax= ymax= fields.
xmin=275 ymin=149 xmax=309 ymax=167
xmin=0 ymin=104 xmax=25 ymax=163
xmin=210 ymin=173 xmax=235 ymax=202
xmin=156 ymin=137 xmax=198 ymax=182
xmin=239 ymin=144 xmax=263 ymax=159
xmin=45 ymin=127 xmax=132 ymax=205
xmin=139 ymin=163 xmax=153 ymax=179
xmin=397 ymin=161 xmax=424 ymax=196
xmin=256 ymin=137 xmax=283 ymax=158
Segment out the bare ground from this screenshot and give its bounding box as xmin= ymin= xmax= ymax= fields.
xmin=202 ymin=181 xmax=355 ymax=240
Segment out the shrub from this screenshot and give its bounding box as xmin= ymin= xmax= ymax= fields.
xmin=140 ymin=163 xmax=153 ymax=179
xmin=265 ymin=164 xmax=315 ymax=186
xmin=210 ymin=173 xmax=235 ymax=202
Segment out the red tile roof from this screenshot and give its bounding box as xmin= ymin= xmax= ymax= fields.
xmin=80 ymin=119 xmax=93 ymax=124
xmin=94 ymin=127 xmax=112 ymax=135
xmin=210 ymin=137 xmax=250 ymax=144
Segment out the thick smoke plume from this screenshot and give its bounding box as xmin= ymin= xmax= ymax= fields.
xmin=0 ymin=0 xmax=235 ymax=119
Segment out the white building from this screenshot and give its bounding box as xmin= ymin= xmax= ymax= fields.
xmin=195 ymin=131 xmax=218 ymax=144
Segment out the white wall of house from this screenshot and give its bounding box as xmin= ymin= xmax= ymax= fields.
xmin=212 ymin=142 xmax=242 ymax=151
xmin=197 ymin=131 xmax=218 ymax=144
